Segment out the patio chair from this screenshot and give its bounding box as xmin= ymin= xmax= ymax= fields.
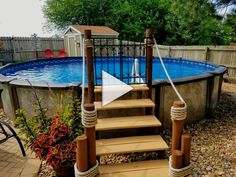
xmin=0 ymin=119 xmax=26 ymax=156
xmin=58 ymin=50 xmax=67 ymax=58
xmin=44 ymin=48 xmax=54 ymax=59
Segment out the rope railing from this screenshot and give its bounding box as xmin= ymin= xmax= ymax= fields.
xmin=154 ymin=39 xmax=192 ymax=176
xmin=153 ymin=38 xmax=186 ymax=105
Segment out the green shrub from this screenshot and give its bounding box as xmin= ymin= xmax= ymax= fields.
xmin=15 ymin=93 xmax=83 ymax=176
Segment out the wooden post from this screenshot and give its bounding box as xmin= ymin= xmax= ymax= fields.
xmin=84 ymin=103 xmax=97 ymax=168
xmin=172 ymin=101 xmax=185 ymax=151
xmin=168 ymin=46 xmax=171 ymax=57
xmin=204 ymin=47 xmax=209 ymax=61
xmin=84 ymin=30 xmax=94 ymax=103
xmin=76 ymin=135 xmax=88 ymax=172
xmin=11 ymin=37 xmax=16 ymax=62
xmin=181 ymin=134 xmax=191 ymax=166
xmin=146 ymin=28 xmax=153 ymax=99
xmin=36 ymin=50 xmax=39 ymax=59
xmin=83 ymin=30 xmax=97 ymax=168
xmin=172 ymin=150 xmax=183 ymax=169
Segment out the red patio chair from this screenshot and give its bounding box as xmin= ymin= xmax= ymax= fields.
xmin=58 ymin=50 xmax=67 ymax=58
xmin=44 ymin=48 xmax=54 ymax=59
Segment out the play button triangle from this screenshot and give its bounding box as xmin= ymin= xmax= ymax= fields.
xmin=102 ymin=70 xmax=133 ymax=106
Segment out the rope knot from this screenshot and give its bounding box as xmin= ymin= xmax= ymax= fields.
xmin=171 ymin=104 xmax=187 ymax=121
xmin=84 ymin=39 xmax=93 ymax=48
xmin=74 ymin=161 xmax=99 ymax=177
xmin=145 ymin=38 xmax=154 ymax=47
xmin=82 ymin=108 xmax=97 ymax=128
xmin=169 ymin=156 xmax=193 ymax=177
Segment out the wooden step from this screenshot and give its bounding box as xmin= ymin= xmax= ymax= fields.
xmin=94 ymin=85 xmax=149 ymax=93
xmin=99 ymin=159 xmax=169 ymax=177
xmin=96 ymin=135 xmax=169 ymax=156
xmin=96 ymin=115 xmax=161 ymax=131
xmin=95 ymin=99 xmax=155 ymax=111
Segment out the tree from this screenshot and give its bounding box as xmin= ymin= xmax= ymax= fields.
xmin=108 ymin=0 xmax=171 ymax=42
xmin=43 ymin=0 xmax=235 ymax=45
xmin=43 ymin=0 xmax=112 ymax=29
xmin=165 ymin=0 xmax=233 ymax=45
xmin=224 ymin=9 xmax=236 ymax=42
xmin=44 ymin=0 xmax=170 ymax=42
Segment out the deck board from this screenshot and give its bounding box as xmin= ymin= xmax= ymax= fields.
xmin=96 ymin=115 xmax=161 ymax=131
xmin=99 ymin=160 xmax=169 ymax=177
xmin=96 ymin=135 xmax=169 ymax=156
xmin=95 ymin=99 xmax=155 ymax=110
xmin=94 ymin=85 xmax=148 ymax=93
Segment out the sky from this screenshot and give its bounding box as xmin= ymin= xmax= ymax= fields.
xmin=0 ymin=0 xmax=55 ymax=37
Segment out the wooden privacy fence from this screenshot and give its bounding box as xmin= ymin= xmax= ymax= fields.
xmin=155 ymin=45 xmax=236 ymax=82
xmin=0 ymin=36 xmax=64 ymax=63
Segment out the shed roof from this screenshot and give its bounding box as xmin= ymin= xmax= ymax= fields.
xmin=70 ymin=25 xmax=119 ymax=35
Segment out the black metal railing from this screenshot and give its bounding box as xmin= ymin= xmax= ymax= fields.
xmin=91 ymin=38 xmax=147 ymax=85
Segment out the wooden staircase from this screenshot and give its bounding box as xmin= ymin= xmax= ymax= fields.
xmin=94 ymin=85 xmax=169 ymax=177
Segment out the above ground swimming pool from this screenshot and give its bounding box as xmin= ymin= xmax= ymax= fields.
xmin=0 ymin=57 xmax=227 ymax=129
xmin=0 ymin=57 xmax=219 ymax=85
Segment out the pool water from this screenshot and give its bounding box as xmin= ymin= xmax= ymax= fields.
xmin=1 ymin=57 xmax=216 ymax=84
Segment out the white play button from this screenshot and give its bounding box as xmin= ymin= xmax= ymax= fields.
xmin=102 ymin=70 xmax=133 ymax=106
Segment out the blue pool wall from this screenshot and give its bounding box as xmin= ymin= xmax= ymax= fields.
xmin=0 ymin=57 xmax=227 ymax=128
xmin=0 ymin=56 xmax=222 ymax=85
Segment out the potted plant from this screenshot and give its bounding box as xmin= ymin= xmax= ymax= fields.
xmin=15 ymin=94 xmax=83 ymax=177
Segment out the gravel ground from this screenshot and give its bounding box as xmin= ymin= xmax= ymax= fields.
xmin=100 ymin=82 xmax=236 ymax=177
xmin=2 ymin=82 xmax=235 ymax=177
xmin=163 ymin=82 xmax=236 ymax=176
xmin=98 ymin=83 xmax=236 ymax=177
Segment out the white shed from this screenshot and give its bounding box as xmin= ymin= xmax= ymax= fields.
xmin=63 ymin=25 xmax=119 ymax=56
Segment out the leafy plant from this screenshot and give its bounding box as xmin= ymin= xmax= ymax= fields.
xmin=15 ymin=91 xmax=83 ymax=176
xmin=30 ymin=116 xmax=76 ymax=169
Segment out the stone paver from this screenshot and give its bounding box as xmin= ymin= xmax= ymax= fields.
xmin=0 ymin=129 xmax=41 ymax=177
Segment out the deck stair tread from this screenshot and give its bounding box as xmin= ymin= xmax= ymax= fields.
xmin=96 ymin=135 xmax=169 ymax=156
xmin=96 ymin=115 xmax=161 ymax=131
xmin=94 ymin=85 xmax=149 ymax=93
xmin=99 ymin=159 xmax=169 ymax=177
xmin=95 ymin=99 xmax=155 ymax=110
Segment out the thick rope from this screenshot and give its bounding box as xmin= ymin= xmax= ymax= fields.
xmin=84 ymin=39 xmax=93 ymax=48
xmin=154 ymin=39 xmax=190 ymax=175
xmin=169 ymin=156 xmax=192 ymax=177
xmin=74 ymin=161 xmax=99 ymax=177
xmin=153 ymin=39 xmax=186 ymax=105
xmin=82 ymin=108 xmax=97 ymax=128
xmin=171 ymin=105 xmax=187 ymax=121
xmin=81 ymin=38 xmax=97 ymax=128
